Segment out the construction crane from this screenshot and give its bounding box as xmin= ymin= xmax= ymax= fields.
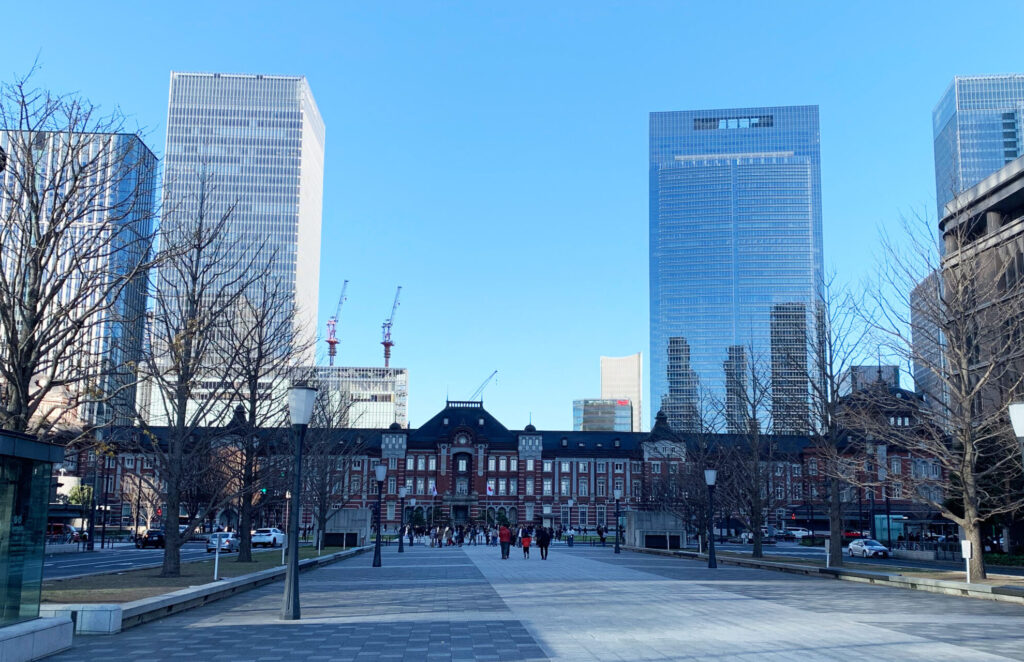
xmin=468 ymin=370 xmax=498 ymax=401
xmin=381 ymin=286 xmax=402 ymax=367
xmin=325 ymin=280 xmax=349 ymax=366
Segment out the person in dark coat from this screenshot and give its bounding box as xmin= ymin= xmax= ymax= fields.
xmin=536 ymin=526 xmax=552 ymax=560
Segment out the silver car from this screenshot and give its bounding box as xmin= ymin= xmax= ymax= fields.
xmin=848 ymin=538 xmax=890 ymax=558
xmin=206 ymin=532 xmax=239 ymax=553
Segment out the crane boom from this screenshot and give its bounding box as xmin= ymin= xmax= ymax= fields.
xmin=325 ymin=280 xmax=349 ymax=366
xmin=381 ymin=286 xmax=402 ymax=367
xmin=468 ymin=370 xmax=498 ymax=401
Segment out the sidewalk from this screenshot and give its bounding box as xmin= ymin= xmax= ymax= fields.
xmin=48 ymin=544 xmax=1024 ymax=661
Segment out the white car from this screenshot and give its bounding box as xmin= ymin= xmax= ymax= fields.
xmin=786 ymin=527 xmax=812 ymax=539
xmin=252 ymin=528 xmax=285 ymax=548
xmin=207 ymin=532 xmax=239 ymax=553
xmin=848 ymin=538 xmax=890 ymax=558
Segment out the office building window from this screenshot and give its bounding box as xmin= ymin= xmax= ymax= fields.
xmin=543 ymin=478 xmax=553 ymax=496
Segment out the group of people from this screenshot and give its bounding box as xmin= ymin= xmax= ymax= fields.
xmin=497 ymin=524 xmax=556 ymax=560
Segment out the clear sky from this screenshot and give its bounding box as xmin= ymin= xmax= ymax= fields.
xmin=6 ymin=1 xmax=1023 ymax=430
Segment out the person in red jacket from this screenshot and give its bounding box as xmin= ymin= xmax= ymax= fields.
xmin=498 ymin=524 xmax=512 ymax=560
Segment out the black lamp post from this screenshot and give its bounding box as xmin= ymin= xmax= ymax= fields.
xmin=398 ymin=486 xmax=406 ymax=553
xmin=281 ymin=384 xmax=317 ymax=621
xmin=567 ymin=498 xmax=574 ymax=546
xmin=613 ymin=488 xmax=622 ymax=554
xmin=705 ymin=468 xmax=718 ymax=569
xmin=372 ymin=463 xmax=387 ymax=567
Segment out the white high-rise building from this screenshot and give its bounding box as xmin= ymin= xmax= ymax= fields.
xmin=600 ymin=353 xmax=642 ymax=432
xmin=312 ymin=366 xmax=409 ymax=429
xmin=162 ymin=72 xmax=324 ymax=363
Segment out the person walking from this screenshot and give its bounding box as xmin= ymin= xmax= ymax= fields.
xmin=537 ymin=526 xmax=551 ymax=560
xmin=498 ymin=524 xmax=512 ymax=560
xmin=597 ymin=525 xmax=606 ymax=547
xmin=519 ymin=525 xmax=533 ymax=559
xmin=567 ymin=526 xmax=575 ymax=547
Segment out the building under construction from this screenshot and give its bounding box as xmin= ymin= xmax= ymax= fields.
xmin=312 ymin=366 xmax=409 ymax=429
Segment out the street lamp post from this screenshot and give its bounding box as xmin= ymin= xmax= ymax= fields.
xmin=567 ymin=498 xmax=574 ymax=546
xmin=613 ymin=488 xmax=622 ymax=554
xmin=372 ymin=463 xmax=387 ymax=567
xmin=280 ymin=385 xmax=317 ymax=621
xmin=704 ymin=469 xmax=718 ymax=569
xmin=398 ymin=487 xmax=406 ymax=553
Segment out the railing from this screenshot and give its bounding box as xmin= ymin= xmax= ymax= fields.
xmin=889 ymin=540 xmax=961 ymax=561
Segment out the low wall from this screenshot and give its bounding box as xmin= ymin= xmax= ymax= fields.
xmin=0 ymin=617 xmax=72 ymax=662
xmin=41 ymin=546 xmax=372 ymax=635
xmin=626 ymin=546 xmax=1024 ymax=605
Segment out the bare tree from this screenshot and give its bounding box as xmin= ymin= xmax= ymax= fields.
xmin=861 ymin=210 xmax=1024 ymax=580
xmin=221 ymin=272 xmax=312 ymax=562
xmin=303 ymin=391 xmax=365 ymax=548
xmin=134 ymin=170 xmax=265 ymax=576
xmin=0 ymin=72 xmax=158 ymax=437
xmin=120 ymin=472 xmax=163 ymax=534
xmin=714 ymin=346 xmax=795 ymax=558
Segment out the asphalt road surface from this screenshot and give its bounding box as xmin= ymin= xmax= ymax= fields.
xmin=43 ymin=543 xmax=236 ymax=580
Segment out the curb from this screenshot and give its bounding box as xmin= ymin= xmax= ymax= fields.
xmin=625 ymin=546 xmax=1024 ymax=605
xmin=41 ymin=546 xmax=373 ymax=634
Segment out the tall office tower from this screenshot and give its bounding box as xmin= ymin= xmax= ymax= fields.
xmin=162 ymin=72 xmax=325 ymax=365
xmin=659 ymin=338 xmax=698 ymax=432
xmin=933 ymin=75 xmax=1024 ymax=216
xmin=0 ymin=131 xmax=156 ymax=427
xmin=650 ymin=106 xmax=823 ymax=433
xmin=600 ymin=353 xmax=643 ymax=431
xmin=312 ymin=366 xmax=409 ymax=428
xmin=572 ymin=398 xmax=633 ymax=432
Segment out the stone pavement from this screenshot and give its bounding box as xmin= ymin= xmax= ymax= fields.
xmin=48 ymin=542 xmax=1024 ymax=661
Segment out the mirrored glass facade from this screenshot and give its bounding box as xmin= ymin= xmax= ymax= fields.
xmin=933 ymin=75 xmax=1024 ymax=216
xmin=649 ymin=106 xmax=823 ymax=433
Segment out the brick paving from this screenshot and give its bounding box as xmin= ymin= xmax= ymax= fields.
xmin=48 ymin=542 xmax=1024 ymax=661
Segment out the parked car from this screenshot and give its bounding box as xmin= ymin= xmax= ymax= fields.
xmin=252 ymin=528 xmax=285 ymax=548
xmin=137 ymin=529 xmax=165 ymax=549
xmin=785 ymin=527 xmax=812 ymax=539
xmin=848 ymin=538 xmax=890 ymax=558
xmin=207 ymin=532 xmax=240 ymax=553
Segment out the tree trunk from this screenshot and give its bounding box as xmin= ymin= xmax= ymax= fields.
xmin=161 ymin=484 xmax=182 ymax=577
xmin=237 ymin=450 xmax=254 ymax=563
xmin=829 ymin=479 xmax=844 ymax=567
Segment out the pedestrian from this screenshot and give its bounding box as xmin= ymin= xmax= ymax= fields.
xmin=537 ymin=526 xmax=551 ymax=560
xmin=519 ymin=525 xmax=533 ymax=559
xmin=499 ymin=524 xmax=512 ymax=559
xmin=597 ymin=525 xmax=606 ymax=547
xmin=567 ymin=526 xmax=575 ymax=547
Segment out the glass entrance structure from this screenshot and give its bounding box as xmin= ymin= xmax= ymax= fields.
xmin=0 ymin=432 xmax=63 ymax=626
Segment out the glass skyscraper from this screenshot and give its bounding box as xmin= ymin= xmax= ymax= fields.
xmin=649 ymin=106 xmax=823 ymax=433
xmin=933 ymin=75 xmax=1024 ymax=215
xmin=162 ymin=72 xmax=325 ymax=365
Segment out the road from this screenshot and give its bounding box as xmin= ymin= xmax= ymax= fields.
xmin=50 ymin=543 xmax=1024 ymax=661
xmin=715 ymin=540 xmax=1024 ymax=576
xmin=43 ymin=543 xmax=236 ymax=579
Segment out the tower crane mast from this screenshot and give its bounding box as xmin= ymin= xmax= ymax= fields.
xmin=381 ymin=286 xmax=402 ymax=367
xmin=325 ymin=280 xmax=349 ymax=366
xmin=468 ymin=370 xmax=498 ymax=402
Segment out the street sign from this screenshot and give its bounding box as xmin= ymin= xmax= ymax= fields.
xmin=960 ymin=540 xmax=973 ymax=559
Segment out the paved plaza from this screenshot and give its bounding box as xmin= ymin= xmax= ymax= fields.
xmin=49 ymin=543 xmax=1024 ymax=661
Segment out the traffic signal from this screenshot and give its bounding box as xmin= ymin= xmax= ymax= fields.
xmin=260 ymin=488 xmax=267 ymax=495
xmin=157 ymin=508 xmax=163 ymax=516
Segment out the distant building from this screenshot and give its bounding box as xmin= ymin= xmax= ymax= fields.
xmin=660 ymin=338 xmax=699 ymax=432
xmin=600 ymin=353 xmax=643 ymax=431
xmin=0 ymin=131 xmax=157 ymax=427
xmin=910 ymin=272 xmax=947 ymax=417
xmin=933 ymin=74 xmax=1024 ymax=216
xmin=770 ymin=303 xmax=810 ymax=434
xmin=572 ymin=399 xmax=633 ymax=432
xmin=312 ymin=366 xmax=409 ymax=429
xmin=650 ymin=106 xmax=823 ymax=433
xmin=839 ymin=365 xmax=900 ymax=396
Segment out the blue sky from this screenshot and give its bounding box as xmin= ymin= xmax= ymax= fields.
xmin=6 ymin=1 xmax=1023 ymax=430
